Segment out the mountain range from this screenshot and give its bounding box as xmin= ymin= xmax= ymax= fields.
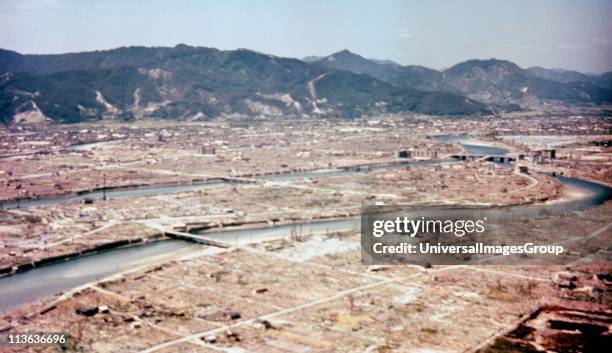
xmin=1 ymin=45 xmax=610 ymax=124
xmin=310 ymin=50 xmax=611 ymax=106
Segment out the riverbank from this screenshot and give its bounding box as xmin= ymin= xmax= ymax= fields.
xmin=0 ymin=172 xmax=608 ymax=314
xmin=1 ymin=161 xmax=414 ymax=209
xmin=544 ymin=182 xmax=595 ymax=204
xmin=0 ymin=168 xmax=589 ymax=280
xmin=0 ymin=234 xmax=166 ymax=279
xmin=2 ymin=202 xmax=609 ymax=352
xmin=0 ymin=119 xmax=610 ymax=352
xmin=0 ymin=130 xmax=595 ymax=283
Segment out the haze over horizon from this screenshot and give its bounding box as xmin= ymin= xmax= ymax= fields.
xmin=1 ymin=0 xmax=611 ymax=74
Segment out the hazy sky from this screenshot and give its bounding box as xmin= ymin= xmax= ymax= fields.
xmin=1 ymin=0 xmax=611 ymax=73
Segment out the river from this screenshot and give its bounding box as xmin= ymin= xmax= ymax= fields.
xmin=0 ymin=135 xmax=609 ymax=313
xmin=2 ymin=134 xmax=486 ymax=210
xmin=432 ymin=133 xmax=510 ymax=156
xmin=2 ymin=161 xmax=442 ymax=210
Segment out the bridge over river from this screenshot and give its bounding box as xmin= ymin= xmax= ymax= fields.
xmin=450 ymin=153 xmax=517 ymax=163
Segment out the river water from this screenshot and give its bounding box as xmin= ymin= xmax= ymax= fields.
xmin=0 ymin=218 xmax=363 ymax=313
xmin=2 ymin=161 xmax=441 ymax=210
xmin=432 ymin=133 xmax=510 ymax=156
xmin=0 ymin=135 xmax=609 ymax=313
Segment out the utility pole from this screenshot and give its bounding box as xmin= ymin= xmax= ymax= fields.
xmin=103 ymin=173 xmax=107 ymax=200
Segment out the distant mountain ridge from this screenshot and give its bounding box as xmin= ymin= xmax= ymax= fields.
xmin=312 ymin=50 xmax=612 ymax=105
xmin=1 ymin=45 xmax=610 ymax=124
xmin=527 ymin=66 xmax=597 ymax=83
xmin=0 ymin=45 xmax=490 ymax=124
xmin=311 ymin=50 xmax=453 ymax=92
